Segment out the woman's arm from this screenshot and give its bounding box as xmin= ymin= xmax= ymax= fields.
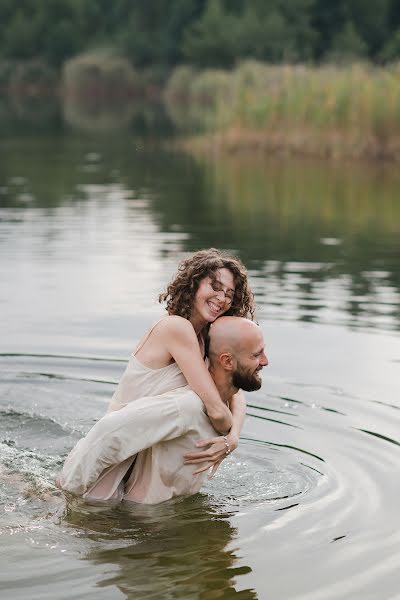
xmin=183 ymin=389 xmax=247 ymax=478
xmin=162 ymin=316 xmax=233 ymax=433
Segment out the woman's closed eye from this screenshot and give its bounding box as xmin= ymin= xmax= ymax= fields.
xmin=211 ymin=283 xmax=235 ymax=302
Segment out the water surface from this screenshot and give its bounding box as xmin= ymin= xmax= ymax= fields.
xmin=1 ymin=130 xmax=399 ymax=599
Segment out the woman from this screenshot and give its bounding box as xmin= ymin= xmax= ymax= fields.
xmin=60 ymin=248 xmax=255 ymax=501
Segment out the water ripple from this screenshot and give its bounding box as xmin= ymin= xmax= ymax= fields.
xmin=0 ymin=353 xmax=399 ymax=598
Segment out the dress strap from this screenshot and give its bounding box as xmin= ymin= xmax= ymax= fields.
xmin=133 ymin=317 xmax=167 ymax=356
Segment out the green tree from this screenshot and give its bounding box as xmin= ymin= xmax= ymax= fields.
xmin=44 ymin=19 xmax=80 ymax=66
xmin=279 ymin=0 xmax=317 ymax=60
xmin=0 ymin=0 xmax=398 ymax=69
xmin=2 ymin=9 xmax=39 ymax=58
xmin=344 ymin=0 xmax=392 ymax=56
xmin=380 ymin=29 xmax=400 ymax=62
xmin=183 ymin=0 xmax=317 ymax=66
xmin=237 ymin=8 xmax=294 ymax=62
xmin=183 ymin=0 xmax=238 ymax=68
xmin=312 ymin=0 xmax=392 ymax=60
xmin=329 ymin=20 xmax=368 ymax=61
xmin=119 ymin=0 xmax=203 ymax=66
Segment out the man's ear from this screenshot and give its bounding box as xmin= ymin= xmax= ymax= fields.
xmin=219 ymin=352 xmax=234 ymax=371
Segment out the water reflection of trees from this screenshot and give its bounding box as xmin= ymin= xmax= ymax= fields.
xmin=0 ymin=95 xmax=174 ymax=138
xmin=150 ymin=154 xmax=400 ymax=330
xmin=1 ymin=135 xmax=398 ymax=330
xmin=0 ymin=95 xmax=62 ymax=135
xmin=64 ymin=495 xmax=258 ymax=599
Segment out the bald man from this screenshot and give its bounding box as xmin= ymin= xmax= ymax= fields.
xmin=59 ymin=317 xmax=268 ymax=504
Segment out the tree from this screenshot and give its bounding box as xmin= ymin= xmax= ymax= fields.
xmin=2 ymin=9 xmax=39 ymax=58
xmin=44 ymin=19 xmax=80 ymax=66
xmin=237 ymin=8 xmax=295 ymax=62
xmin=328 ymin=20 xmax=368 ymax=61
xmin=380 ymin=29 xmax=400 ymax=62
xmin=343 ymin=0 xmax=392 ymax=56
xmin=183 ymin=0 xmax=238 ymax=68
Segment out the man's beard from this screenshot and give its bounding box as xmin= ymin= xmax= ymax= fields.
xmin=232 ymin=365 xmax=262 ymax=392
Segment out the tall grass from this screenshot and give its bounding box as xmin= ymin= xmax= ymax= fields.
xmin=165 ymin=61 xmax=400 ymax=159
xmin=164 ymin=66 xmax=233 ymax=132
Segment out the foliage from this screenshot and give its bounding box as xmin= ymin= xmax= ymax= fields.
xmin=0 ymin=0 xmax=399 ymax=70
xmin=9 ymin=60 xmax=58 ymax=93
xmin=63 ymin=50 xmax=140 ymax=97
xmin=182 ymin=0 xmax=238 ymax=68
xmin=380 ymin=29 xmax=400 ymax=63
xmin=183 ymin=0 xmax=318 ymax=65
xmin=164 ymin=64 xmax=233 ymax=131
xmin=328 ymin=21 xmax=368 ymax=61
xmin=166 ymin=60 xmax=400 ymax=157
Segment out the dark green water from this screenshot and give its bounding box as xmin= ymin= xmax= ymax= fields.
xmin=0 ymin=118 xmax=399 ymax=599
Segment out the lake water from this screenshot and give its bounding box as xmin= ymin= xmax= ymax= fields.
xmin=0 ymin=125 xmax=399 ymax=599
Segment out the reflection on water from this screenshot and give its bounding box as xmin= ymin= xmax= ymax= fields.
xmin=1 ymin=350 xmax=399 ymax=599
xmin=152 ymin=154 xmax=400 ymax=331
xmin=0 ymin=95 xmax=62 ymax=136
xmin=1 ymin=135 xmax=399 ymax=334
xmin=1 ymin=123 xmax=400 ymax=599
xmin=64 ymin=496 xmax=257 ymax=599
xmin=0 ymin=94 xmax=174 ymax=138
xmin=63 ymin=93 xmax=140 ymax=133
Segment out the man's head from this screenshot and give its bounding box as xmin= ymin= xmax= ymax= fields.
xmin=207 ymin=317 xmax=268 ymax=392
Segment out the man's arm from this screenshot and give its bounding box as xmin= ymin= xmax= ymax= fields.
xmin=226 ymin=389 xmax=246 ymax=449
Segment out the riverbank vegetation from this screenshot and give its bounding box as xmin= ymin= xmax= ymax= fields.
xmin=1 ymin=1 xmax=400 ymax=70
xmin=1 ymin=1 xmax=400 ymax=158
xmin=165 ymin=61 xmax=400 ymax=160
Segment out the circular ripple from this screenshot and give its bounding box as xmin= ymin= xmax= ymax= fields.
xmin=1 ymin=354 xmax=400 ymax=599
xmin=205 ymin=440 xmax=322 ymax=507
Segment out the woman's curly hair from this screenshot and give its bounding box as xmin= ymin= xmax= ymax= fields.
xmin=159 ymin=248 xmax=255 ymax=321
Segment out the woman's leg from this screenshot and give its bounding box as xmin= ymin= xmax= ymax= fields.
xmin=59 ymin=389 xmax=186 ymax=497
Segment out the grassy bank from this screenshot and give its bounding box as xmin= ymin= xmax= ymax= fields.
xmin=165 ymin=61 xmax=400 ymax=160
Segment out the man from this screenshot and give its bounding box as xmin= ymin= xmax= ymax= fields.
xmin=59 ymin=317 xmax=268 ymax=504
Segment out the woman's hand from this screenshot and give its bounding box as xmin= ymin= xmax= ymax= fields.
xmin=183 ymin=433 xmax=239 ymax=479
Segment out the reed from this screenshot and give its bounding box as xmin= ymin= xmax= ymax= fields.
xmin=164 ymin=65 xmax=233 ymax=131
xmin=166 ymin=61 xmax=400 ymax=160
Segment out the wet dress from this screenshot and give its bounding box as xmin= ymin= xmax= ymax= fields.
xmin=58 ymin=321 xmax=217 ymax=504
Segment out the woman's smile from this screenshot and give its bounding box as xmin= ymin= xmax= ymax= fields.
xmin=207 ymin=299 xmax=224 ymax=316
xmin=191 ymin=267 xmax=236 ymax=330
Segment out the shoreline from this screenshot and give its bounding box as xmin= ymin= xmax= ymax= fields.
xmin=176 ymin=127 xmax=400 ymax=162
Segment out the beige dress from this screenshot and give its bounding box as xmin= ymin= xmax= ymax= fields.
xmin=59 ymin=320 xmax=217 ymax=504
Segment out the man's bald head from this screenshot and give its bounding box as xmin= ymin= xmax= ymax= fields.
xmin=207 ymin=317 xmax=261 ymax=360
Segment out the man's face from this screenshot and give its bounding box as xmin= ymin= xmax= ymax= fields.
xmin=232 ymin=329 xmax=268 ymax=392
xmin=232 ymin=361 xmax=264 ymax=391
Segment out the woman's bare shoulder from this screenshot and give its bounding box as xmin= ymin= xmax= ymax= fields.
xmin=156 ymin=315 xmax=196 ymax=339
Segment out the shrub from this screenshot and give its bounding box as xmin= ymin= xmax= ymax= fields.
xmin=63 ymin=50 xmax=141 ymax=99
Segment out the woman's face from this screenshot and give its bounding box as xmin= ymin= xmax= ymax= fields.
xmin=191 ymin=267 xmax=236 ymax=328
